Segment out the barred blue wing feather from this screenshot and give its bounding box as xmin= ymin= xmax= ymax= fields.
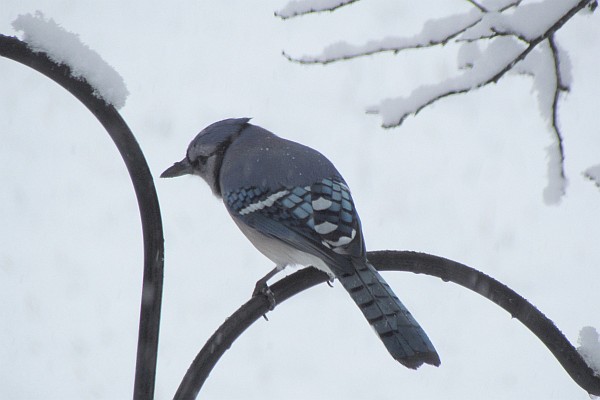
xmin=224 ymin=177 xmax=362 ymax=274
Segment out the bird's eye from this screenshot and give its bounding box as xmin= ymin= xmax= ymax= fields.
xmin=190 ymin=154 xmax=208 ymax=169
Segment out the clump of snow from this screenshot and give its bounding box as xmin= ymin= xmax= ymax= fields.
xmin=584 ymin=164 xmax=600 ymax=188
xmin=511 ymin=42 xmax=568 ymax=205
xmin=542 ymin=144 xmax=567 ymax=205
xmin=555 ymin=40 xmax=573 ymax=88
xmin=578 ymin=326 xmax=600 ymax=377
xmin=513 ymin=43 xmax=555 ymax=123
xmin=12 ymin=11 xmax=129 ymax=109
xmin=368 ymin=36 xmax=523 ymax=128
xmin=460 ymin=0 xmax=582 ymax=42
xmin=276 ymin=0 xmax=356 ymax=19
xmin=457 ymin=41 xmax=482 ymax=70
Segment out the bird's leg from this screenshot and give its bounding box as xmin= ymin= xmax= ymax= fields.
xmin=253 ymin=266 xmax=282 ymax=312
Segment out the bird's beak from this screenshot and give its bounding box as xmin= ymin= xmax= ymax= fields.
xmin=160 ymin=158 xmax=193 ymax=178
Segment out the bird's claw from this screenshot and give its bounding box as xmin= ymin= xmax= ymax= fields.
xmin=253 ymin=281 xmax=277 ymax=318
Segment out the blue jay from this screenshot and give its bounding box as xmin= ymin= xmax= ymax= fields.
xmin=161 ymin=118 xmax=440 ymax=369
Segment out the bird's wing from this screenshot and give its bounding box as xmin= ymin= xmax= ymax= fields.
xmin=224 ymin=177 xmax=365 ymax=274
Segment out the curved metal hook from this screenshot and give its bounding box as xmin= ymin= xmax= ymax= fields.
xmin=176 ymin=250 xmax=600 ymax=399
xmin=0 ymin=34 xmax=164 ymax=400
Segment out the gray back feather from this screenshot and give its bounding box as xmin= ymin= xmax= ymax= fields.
xmin=220 ymin=124 xmax=341 ymax=193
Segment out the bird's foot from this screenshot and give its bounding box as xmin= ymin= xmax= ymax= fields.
xmin=253 ymin=280 xmax=277 ymax=321
xmin=252 ymin=266 xmax=282 ymax=319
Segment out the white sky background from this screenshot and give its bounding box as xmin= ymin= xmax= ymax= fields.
xmin=1 ymin=1 xmax=599 ymax=399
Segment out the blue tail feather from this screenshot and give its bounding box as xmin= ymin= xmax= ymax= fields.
xmin=336 ymin=260 xmax=440 ymax=369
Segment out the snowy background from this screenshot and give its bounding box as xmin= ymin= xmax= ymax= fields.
xmin=1 ymin=1 xmax=599 ymax=399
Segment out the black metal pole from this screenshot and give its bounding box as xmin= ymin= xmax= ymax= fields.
xmin=0 ymin=34 xmax=165 ymax=400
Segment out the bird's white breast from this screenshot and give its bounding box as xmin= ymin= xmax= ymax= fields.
xmin=232 ymin=218 xmax=335 ymax=278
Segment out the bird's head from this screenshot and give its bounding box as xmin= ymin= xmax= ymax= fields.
xmin=160 ymin=117 xmax=251 ymax=196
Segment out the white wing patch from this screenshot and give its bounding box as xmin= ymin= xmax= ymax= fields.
xmin=312 ymin=197 xmax=332 ymax=211
xmin=314 ymin=221 xmax=338 ymax=235
xmin=325 ymin=229 xmax=356 ymax=247
xmin=239 ymin=189 xmax=289 ymax=215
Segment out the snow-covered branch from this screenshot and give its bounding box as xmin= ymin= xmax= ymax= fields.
xmin=280 ymin=0 xmax=597 ymax=203
xmin=282 ymin=9 xmax=483 ymax=64
xmin=275 ymin=0 xmax=360 ymax=19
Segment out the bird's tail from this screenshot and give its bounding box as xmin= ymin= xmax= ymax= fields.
xmin=336 ymin=260 xmax=440 ymax=369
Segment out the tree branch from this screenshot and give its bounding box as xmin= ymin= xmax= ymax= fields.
xmin=543 ymin=34 xmax=568 ymax=202
xmin=175 ymin=251 xmax=600 ymax=399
